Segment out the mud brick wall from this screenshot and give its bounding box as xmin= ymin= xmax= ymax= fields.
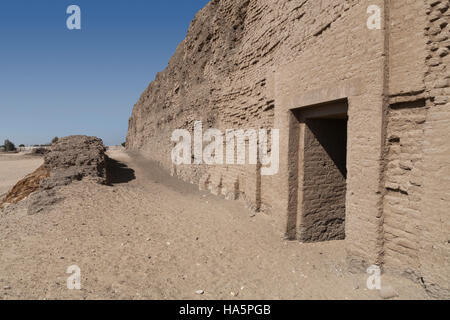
xmin=381 ymin=0 xmax=449 ymax=298
xmin=274 ymin=0 xmax=385 ymax=270
xmin=383 ymin=101 xmax=427 ymax=279
xmin=127 ymin=0 xmax=364 ymax=216
xmin=127 ymin=0 xmax=449 ymax=298
xmin=417 ymin=0 xmax=449 ymax=298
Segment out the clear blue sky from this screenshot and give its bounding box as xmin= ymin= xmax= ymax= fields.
xmin=0 ymin=0 xmax=210 ymax=146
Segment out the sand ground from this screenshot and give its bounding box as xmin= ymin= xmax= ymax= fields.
xmin=0 ymin=149 xmax=430 ymax=300
xmin=0 ymin=153 xmax=44 ymax=197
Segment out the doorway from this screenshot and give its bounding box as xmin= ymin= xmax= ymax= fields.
xmin=290 ymin=100 xmax=348 ymax=242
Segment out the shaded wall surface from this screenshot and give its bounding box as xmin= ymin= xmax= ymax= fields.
xmin=301 ymin=119 xmax=347 ymax=242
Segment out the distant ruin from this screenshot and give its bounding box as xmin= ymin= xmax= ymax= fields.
xmin=126 ymin=0 xmax=449 ymax=298
xmin=1 ymin=136 xmax=109 ymax=214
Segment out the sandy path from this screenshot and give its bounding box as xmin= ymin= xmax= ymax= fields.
xmin=0 ymin=149 xmax=429 ymax=300
xmin=0 ymin=154 xmax=44 ymax=196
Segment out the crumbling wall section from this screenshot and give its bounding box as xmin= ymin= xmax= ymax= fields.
xmin=126 ymin=0 xmax=361 ymax=216
xmin=383 ymin=101 xmax=427 ymax=279
xmin=382 ymin=0 xmax=449 ymax=298
xmin=127 ymin=0 xmax=449 ymax=297
xmin=416 ymin=0 xmax=450 ymax=298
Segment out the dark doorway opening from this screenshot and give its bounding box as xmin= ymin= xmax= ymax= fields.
xmin=290 ymin=100 xmax=348 ymax=242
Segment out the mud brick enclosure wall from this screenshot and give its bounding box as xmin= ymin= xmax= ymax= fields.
xmin=127 ymin=0 xmax=450 ymax=298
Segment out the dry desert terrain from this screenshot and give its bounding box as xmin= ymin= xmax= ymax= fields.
xmin=0 ymin=153 xmax=44 ymax=197
xmin=0 ymin=149 xmax=430 ymax=299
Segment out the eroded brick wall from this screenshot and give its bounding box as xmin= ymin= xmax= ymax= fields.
xmin=416 ymin=0 xmax=449 ymax=298
xmin=274 ymin=0 xmax=386 ymax=267
xmin=127 ymin=0 xmax=449 ymax=297
xmin=383 ymin=101 xmax=427 ymax=279
xmin=382 ymin=0 xmax=449 ymax=298
xmin=126 ymin=0 xmax=362 ymax=216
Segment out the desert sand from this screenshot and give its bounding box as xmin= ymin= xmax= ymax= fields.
xmin=0 ymin=149 xmax=429 ymax=300
xmin=0 ymin=153 xmax=44 ymax=197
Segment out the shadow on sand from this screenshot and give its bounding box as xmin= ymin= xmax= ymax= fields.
xmin=107 ymin=157 xmax=136 ymax=184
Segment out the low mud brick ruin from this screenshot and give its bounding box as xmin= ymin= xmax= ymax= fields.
xmin=1 ymin=136 xmax=109 ymax=214
xmin=126 ymin=0 xmax=449 ymax=298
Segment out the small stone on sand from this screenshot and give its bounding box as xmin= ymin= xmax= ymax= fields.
xmin=379 ymin=285 xmax=398 ymax=299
